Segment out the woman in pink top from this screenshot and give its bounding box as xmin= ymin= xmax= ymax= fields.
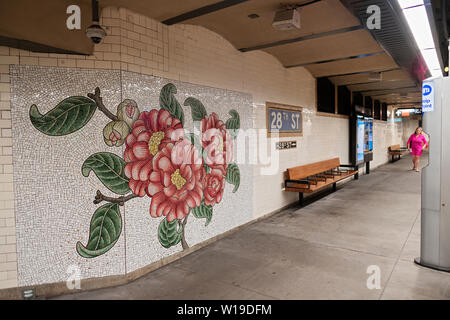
xmin=407 ymin=127 xmax=428 ymax=172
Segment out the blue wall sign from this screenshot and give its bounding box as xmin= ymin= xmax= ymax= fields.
xmin=267 ymin=103 xmax=302 ymax=137
xmin=422 ymin=81 xmax=434 ymax=112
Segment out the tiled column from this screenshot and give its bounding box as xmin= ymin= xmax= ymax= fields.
xmin=0 ymin=48 xmax=18 ymax=289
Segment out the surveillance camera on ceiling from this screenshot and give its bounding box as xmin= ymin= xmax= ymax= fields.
xmin=86 ymin=0 xmax=106 ymax=44
xmin=86 ymin=23 xmax=106 ymax=44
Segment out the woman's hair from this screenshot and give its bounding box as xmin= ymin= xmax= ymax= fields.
xmin=415 ymin=126 xmax=423 ymax=134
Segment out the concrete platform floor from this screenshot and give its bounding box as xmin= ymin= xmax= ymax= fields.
xmin=53 ymin=154 xmax=450 ymax=300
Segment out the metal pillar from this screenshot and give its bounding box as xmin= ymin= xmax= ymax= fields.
xmin=415 ymin=76 xmax=450 ymax=272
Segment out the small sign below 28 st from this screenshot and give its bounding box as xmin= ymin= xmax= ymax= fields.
xmin=276 ymin=141 xmax=297 ymax=150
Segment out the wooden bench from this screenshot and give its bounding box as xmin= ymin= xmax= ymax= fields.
xmin=388 ymin=144 xmax=408 ymax=162
xmin=285 ymin=158 xmax=358 ymax=206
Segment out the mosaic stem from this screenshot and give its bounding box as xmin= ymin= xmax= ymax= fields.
xmin=87 ymin=87 xmax=119 ymax=121
xmin=93 ymin=190 xmax=138 ymax=206
xmin=180 ymin=214 xmax=189 ymax=249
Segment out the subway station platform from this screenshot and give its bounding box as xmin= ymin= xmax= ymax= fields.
xmin=51 ymin=154 xmax=450 ymax=300
xmin=2 ymin=1 xmax=449 ymax=302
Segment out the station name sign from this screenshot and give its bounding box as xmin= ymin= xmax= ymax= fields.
xmin=266 ymin=102 xmax=303 ymax=138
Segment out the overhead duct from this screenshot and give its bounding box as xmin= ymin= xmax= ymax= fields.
xmin=272 ymin=1 xmax=322 ymax=31
xmin=272 ymin=8 xmax=301 ymax=30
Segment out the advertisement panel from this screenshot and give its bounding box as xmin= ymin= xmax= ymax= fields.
xmin=356 ymin=115 xmax=365 ymax=162
xmin=364 ymin=117 xmax=373 ymax=152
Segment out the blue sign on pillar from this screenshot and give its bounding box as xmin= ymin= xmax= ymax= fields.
xmin=422 ymin=81 xmax=434 ymax=112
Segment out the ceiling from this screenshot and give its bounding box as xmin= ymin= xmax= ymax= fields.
xmin=94 ymin=0 xmax=424 ymax=106
xmin=4 ymin=0 xmax=437 ymax=106
xmin=0 ymin=0 xmax=94 ymax=54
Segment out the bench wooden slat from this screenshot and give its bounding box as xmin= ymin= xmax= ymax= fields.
xmin=388 ymin=144 xmax=408 ymax=162
xmin=285 ymin=158 xmax=357 ymax=201
xmin=284 ymin=157 xmax=358 ymax=205
xmin=389 ymin=144 xmax=401 ymax=152
xmin=388 ymin=144 xmax=407 ymax=153
xmin=285 ymin=170 xmax=357 ymax=193
xmin=287 ymin=157 xmax=340 ymax=180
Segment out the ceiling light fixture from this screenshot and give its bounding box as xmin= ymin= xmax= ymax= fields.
xmin=396 ymin=0 xmax=442 ymax=77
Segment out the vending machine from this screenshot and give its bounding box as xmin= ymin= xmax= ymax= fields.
xmin=415 ymin=76 xmax=450 ymax=272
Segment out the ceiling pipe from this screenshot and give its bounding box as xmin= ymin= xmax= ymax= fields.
xmin=85 ymin=0 xmax=106 ymax=44
xmin=92 ymin=0 xmax=99 ymax=22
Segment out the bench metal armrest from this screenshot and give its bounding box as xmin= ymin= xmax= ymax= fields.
xmin=285 ymin=179 xmax=310 ymax=188
xmin=306 ymin=177 xmax=318 ymax=185
xmin=339 ymin=164 xmax=357 ymax=171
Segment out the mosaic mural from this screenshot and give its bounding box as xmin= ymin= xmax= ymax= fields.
xmin=11 ymin=66 xmax=253 ymax=285
xmin=29 ymin=82 xmax=241 ymax=258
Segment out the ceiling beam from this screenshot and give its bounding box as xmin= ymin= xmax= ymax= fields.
xmin=0 ymin=36 xmax=82 ymax=55
xmin=313 ymin=67 xmax=400 ymax=78
xmin=337 ymin=80 xmax=380 ymax=86
xmin=373 ymin=94 xmax=421 ymax=100
xmin=329 ymin=69 xmax=410 ymax=83
xmin=364 ymin=87 xmax=420 ymax=96
xmin=285 ymin=51 xmax=385 ymax=68
xmin=388 ymin=101 xmax=421 ymax=105
xmin=355 ymin=85 xmax=418 ymax=93
xmin=342 ymin=79 xmax=416 ymax=88
xmin=162 ymin=0 xmax=249 ymax=25
xmin=239 ymin=25 xmax=363 ymax=52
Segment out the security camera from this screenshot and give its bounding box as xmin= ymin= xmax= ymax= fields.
xmin=86 ymin=23 xmax=106 ymax=44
